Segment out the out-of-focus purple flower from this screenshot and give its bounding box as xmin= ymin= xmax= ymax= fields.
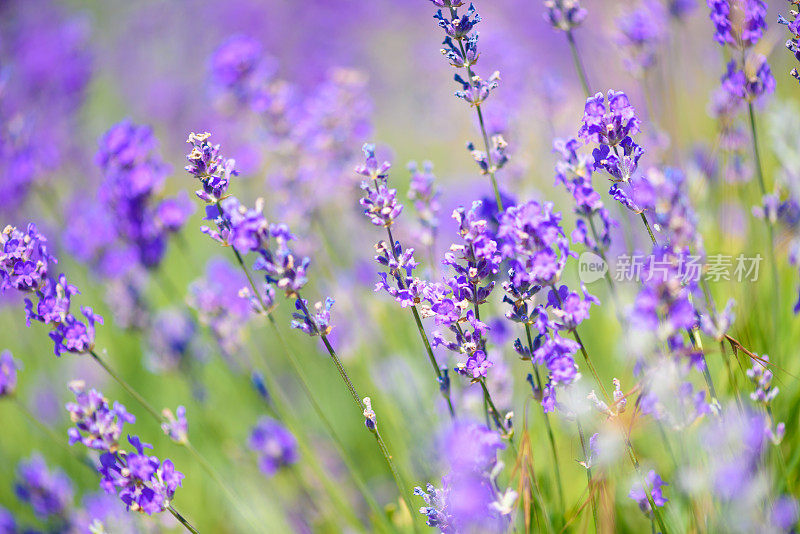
xmin=669 ymin=0 xmax=699 ymax=19
xmin=544 ymin=0 xmax=587 ymax=31
xmin=209 ymin=35 xmax=266 ymax=94
xmin=161 ymin=406 xmax=189 ymax=444
xmin=248 ymin=417 xmax=298 ymax=476
xmin=628 ymin=470 xmax=668 ymax=516
xmin=746 ymin=356 xmax=779 ymax=405
xmin=98 ymin=435 xmax=183 ymax=515
xmin=0 ymin=350 xmax=18 ymax=397
xmin=146 ymin=308 xmax=202 ymax=373
xmin=616 ymin=1 xmax=667 ymax=75
xmin=415 ymin=421 xmax=508 ymax=532
xmin=15 ymin=454 xmax=74 ymax=520
xmin=579 ymin=90 xmax=641 ymax=147
xmin=0 ymin=506 xmax=14 ymax=534
xmin=155 ymin=191 xmax=196 ymax=232
xmin=408 ymin=161 xmax=442 ymax=254
xmin=189 ymin=258 xmax=251 ymax=359
xmin=66 ymin=381 xmax=135 ymax=451
xmin=720 ymin=56 xmax=775 ymax=106
xmin=707 ymin=0 xmax=767 ymax=49
xmin=699 ymin=298 xmax=735 ymax=340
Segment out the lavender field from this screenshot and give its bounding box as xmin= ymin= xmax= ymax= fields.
xmin=2 ymin=0 xmax=800 ymax=532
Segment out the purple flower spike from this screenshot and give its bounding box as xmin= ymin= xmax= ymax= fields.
xmin=98 ymin=435 xmax=183 ymax=515
xmin=66 ymin=381 xmax=135 ymax=452
xmin=1 ymin=223 xmax=54 ymax=292
xmin=185 ymin=132 xmax=237 ymax=203
xmin=544 ymin=0 xmax=587 ymax=31
xmin=579 ymin=90 xmax=641 ymax=147
xmin=162 ymin=406 xmax=189 ymax=444
xmin=707 ymin=0 xmax=767 ymax=49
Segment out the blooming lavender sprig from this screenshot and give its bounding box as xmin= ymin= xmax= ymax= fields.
xmin=779 ymin=3 xmax=800 ymax=82
xmin=745 ymin=356 xmax=785 ymax=443
xmin=707 ymin=0 xmax=767 ymax=49
xmin=66 ymin=384 xmax=184 ymax=516
xmin=428 ymin=0 xmax=505 ymax=210
xmin=2 ymin=224 xmax=104 ymax=357
xmin=185 ymin=132 xmax=237 ymax=203
xmin=96 ymin=120 xmax=193 ymax=269
xmin=0 ymin=350 xmax=18 ymax=397
xmin=66 ymin=381 xmax=135 ymax=452
xmin=98 ymin=435 xmax=184 ymax=515
xmin=358 ymin=144 xmax=402 ymax=227
xmin=408 ymin=161 xmax=442 ymax=257
xmin=552 ymin=138 xmax=617 ymax=254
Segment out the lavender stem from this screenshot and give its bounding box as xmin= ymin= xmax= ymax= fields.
xmin=168 ymin=505 xmax=200 ymax=534
xmin=566 ymin=29 xmax=591 ymax=98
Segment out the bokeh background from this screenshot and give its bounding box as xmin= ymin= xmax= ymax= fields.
xmin=1 ymin=0 xmax=799 ymax=532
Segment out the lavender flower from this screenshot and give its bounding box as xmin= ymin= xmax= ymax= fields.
xmin=779 ymin=4 xmax=800 ymax=82
xmin=720 ymin=56 xmax=775 ymax=105
xmin=185 ymin=132 xmax=236 ymax=203
xmin=746 ymin=356 xmax=779 ymax=405
xmin=161 ymin=406 xmax=189 ymax=444
xmin=408 ymin=161 xmax=442 ymax=252
xmin=615 ymin=1 xmax=667 ymax=75
xmin=291 ymin=297 xmax=335 ymax=336
xmin=146 ymin=308 xmax=203 ymax=373
xmin=15 ymin=454 xmax=74 ymax=520
xmin=0 ymin=350 xmax=18 ymax=397
xmin=248 ymin=417 xmax=299 ymax=476
xmin=358 ymin=144 xmax=403 ymax=227
xmin=579 ymin=90 xmax=641 ymax=147
xmin=628 ymin=470 xmax=668 ymax=516
xmin=707 ymin=0 xmax=767 ymax=49
xmin=98 ymin=435 xmax=184 ymax=515
xmin=66 ymin=381 xmax=135 ymax=451
xmin=544 ymin=0 xmax=587 ymax=31
xmin=1 ymin=223 xmax=54 ymax=292
xmin=0 ymin=506 xmax=13 ymax=534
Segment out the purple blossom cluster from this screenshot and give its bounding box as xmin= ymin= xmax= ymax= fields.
xmin=248 ymin=417 xmax=298 ymax=476
xmin=66 ymin=383 xmax=183 ymax=515
xmin=707 ymin=0 xmax=774 ymax=110
xmin=2 ymin=224 xmax=103 ymax=356
xmin=66 ymin=381 xmax=135 ymax=451
xmin=95 ymin=120 xmax=194 ymax=270
xmin=358 ymin=144 xmax=403 ymax=228
xmin=408 ymin=161 xmax=443 ymax=257
xmin=552 ymin=138 xmax=616 ymax=252
xmin=779 ymin=3 xmax=800 ymax=83
xmin=544 ymin=0 xmax=587 ymax=31
xmin=432 ymin=2 xmax=500 ymax=107
xmin=414 ymin=421 xmax=510 ymax=532
xmin=186 ymin=135 xmax=334 ymax=338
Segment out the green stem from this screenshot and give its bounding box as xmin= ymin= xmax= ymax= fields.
xmin=385 ymin=227 xmax=456 ymax=418
xmin=576 ymin=418 xmax=598 ymax=533
xmin=747 ymin=101 xmax=780 ymax=340
xmin=566 ymin=29 xmax=591 ymax=98
xmin=640 ymin=212 xmax=657 ymax=245
xmin=227 ymin=243 xmax=387 ymax=530
xmin=525 ymin=325 xmax=565 ymax=512
xmin=169 ymin=505 xmax=200 ymax=534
